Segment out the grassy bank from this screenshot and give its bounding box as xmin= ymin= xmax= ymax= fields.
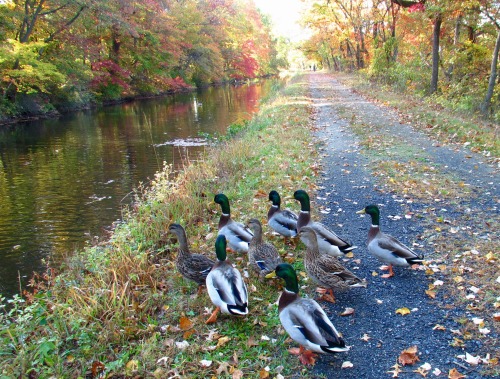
xmin=0 ymin=75 xmax=318 ymax=378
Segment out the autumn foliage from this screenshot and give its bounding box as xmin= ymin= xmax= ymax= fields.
xmin=300 ymin=0 xmax=500 ymax=119
xmin=0 ymin=0 xmax=280 ymax=119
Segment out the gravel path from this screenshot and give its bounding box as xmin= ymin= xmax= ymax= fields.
xmin=301 ymin=73 xmax=498 ymax=379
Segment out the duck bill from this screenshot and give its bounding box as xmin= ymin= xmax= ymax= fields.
xmin=356 ymin=209 xmax=366 ymax=214
xmin=265 ymin=271 xmax=277 ymax=279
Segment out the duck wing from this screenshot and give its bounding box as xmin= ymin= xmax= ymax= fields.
xmin=378 ymin=233 xmax=424 ymax=262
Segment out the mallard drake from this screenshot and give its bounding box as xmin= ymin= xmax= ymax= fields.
xmin=300 ymin=226 xmax=366 ymax=303
xmin=205 ymin=234 xmax=248 ymax=324
xmin=246 ymin=218 xmax=283 ymax=278
xmin=266 ymin=263 xmax=349 ymax=365
xmin=168 ymin=223 xmax=215 ymax=294
xmin=293 ymin=190 xmax=355 ymax=257
xmin=267 ymin=190 xmax=298 ymax=239
xmin=357 ymin=204 xmax=424 ymax=278
xmin=214 ymin=193 xmax=253 ymax=253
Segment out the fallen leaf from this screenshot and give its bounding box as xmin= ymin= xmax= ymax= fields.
xmin=200 ymin=360 xmax=212 ymax=367
xmin=232 ymin=369 xmax=244 ymax=379
xmin=448 ymin=368 xmax=466 ymax=379
xmin=433 ymin=324 xmax=446 ymax=331
xmin=479 ymin=328 xmax=491 ymax=335
xmin=361 ymin=333 xmax=371 ymax=342
xmin=387 ymin=363 xmax=402 ymax=377
xmin=396 ymin=307 xmax=411 ymax=316
xmin=398 ymin=346 xmax=420 ymax=366
xmin=175 ymin=340 xmax=189 ymax=350
xmin=179 ymin=316 xmax=193 ymax=331
xmin=432 ymin=368 xmax=442 ymax=376
xmin=216 ymin=361 xmax=230 ymax=375
xmin=183 ymin=329 xmax=195 ymax=339
xmin=493 ymin=313 xmax=500 ymax=322
xmin=217 ymin=336 xmax=231 ymax=348
xmin=340 ymin=307 xmax=355 ymax=316
xmin=247 ymin=336 xmax=259 ymax=347
xmin=425 ymin=289 xmax=436 ymax=299
xmin=341 ymin=361 xmax=354 ymax=369
xmin=457 ymin=352 xmax=481 ymax=365
xmin=259 ymin=368 xmax=270 ymax=378
xmin=125 ymin=359 xmax=139 ymax=373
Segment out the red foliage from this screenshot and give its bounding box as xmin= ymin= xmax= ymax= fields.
xmin=230 ymin=40 xmax=260 ymax=79
xmin=408 ymin=3 xmax=425 ymax=12
xmin=90 ymin=60 xmax=131 ymax=91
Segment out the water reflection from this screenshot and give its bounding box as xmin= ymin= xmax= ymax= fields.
xmin=0 ymin=80 xmax=275 ymax=297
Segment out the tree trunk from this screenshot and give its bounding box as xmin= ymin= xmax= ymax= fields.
xmin=430 ymin=13 xmax=442 ymax=94
xmin=480 ymin=29 xmax=500 ymax=115
xmin=446 ymin=14 xmax=462 ymax=79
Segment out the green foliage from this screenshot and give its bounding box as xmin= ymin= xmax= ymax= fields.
xmin=0 ymin=39 xmax=66 ymax=96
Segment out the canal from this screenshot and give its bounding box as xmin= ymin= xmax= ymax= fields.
xmin=0 ymin=80 xmax=277 ymax=297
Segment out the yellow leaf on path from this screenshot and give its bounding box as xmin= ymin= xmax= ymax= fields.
xmin=396 ymin=307 xmax=411 ymax=316
xmin=453 ymin=276 xmax=464 ymax=283
xmin=345 ymin=251 xmax=354 ymax=258
xmin=448 ymin=368 xmax=466 ymax=379
xmin=425 ymin=289 xmax=436 ymax=299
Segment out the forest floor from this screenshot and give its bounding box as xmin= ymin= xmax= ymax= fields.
xmin=300 ymin=73 xmax=499 ymax=378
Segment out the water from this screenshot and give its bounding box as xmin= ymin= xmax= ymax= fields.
xmin=0 ymin=81 xmax=276 ymax=297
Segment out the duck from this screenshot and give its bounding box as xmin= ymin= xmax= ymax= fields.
xmin=300 ymin=226 xmax=367 ymax=303
xmin=168 ymin=223 xmax=215 ymax=294
xmin=246 ymin=218 xmax=283 ymax=278
xmin=205 ymin=234 xmax=248 ymax=324
xmin=266 ymin=263 xmax=349 ymax=365
xmin=293 ymin=190 xmax=356 ymax=257
xmin=267 ymin=190 xmax=298 ymax=240
xmin=356 ymin=204 xmax=424 ymax=278
xmin=214 ymin=193 xmax=253 ymax=253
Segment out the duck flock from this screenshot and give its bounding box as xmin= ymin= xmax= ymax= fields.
xmin=169 ymin=190 xmax=424 ymax=366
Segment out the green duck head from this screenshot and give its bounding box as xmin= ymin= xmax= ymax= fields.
xmin=357 ymin=204 xmax=381 ymax=226
xmin=268 ymin=190 xmax=281 ymax=207
xmin=215 ymin=234 xmax=228 ymax=261
xmin=273 ymin=263 xmax=299 ymax=294
xmin=214 ymin=193 xmax=231 ymax=214
xmin=293 ymin=189 xmax=310 ymax=212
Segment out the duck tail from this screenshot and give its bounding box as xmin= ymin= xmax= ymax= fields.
xmin=228 ymin=303 xmax=248 ymax=316
xmin=320 ymin=338 xmax=350 ymax=354
xmin=340 ymin=244 xmax=357 ymax=253
xmin=407 ymin=255 xmax=424 ymax=265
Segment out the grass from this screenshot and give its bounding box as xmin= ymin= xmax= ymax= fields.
xmin=0 ymin=75 xmax=318 ymax=378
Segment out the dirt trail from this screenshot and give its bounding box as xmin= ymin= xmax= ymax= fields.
xmin=302 ymin=73 xmax=498 ymax=379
